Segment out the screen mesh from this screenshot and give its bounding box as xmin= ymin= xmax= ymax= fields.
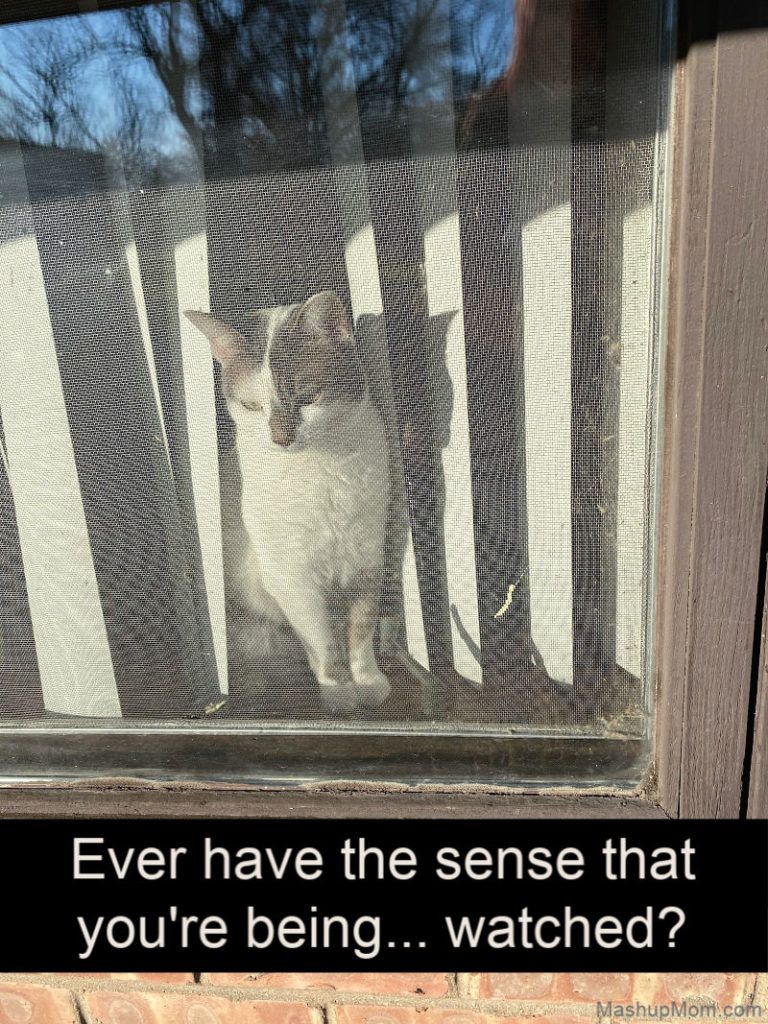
xmin=0 ymin=0 xmax=669 ymax=740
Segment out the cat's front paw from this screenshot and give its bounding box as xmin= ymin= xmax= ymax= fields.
xmin=354 ymin=669 xmax=391 ymax=708
xmin=318 ymin=679 xmax=358 ymax=715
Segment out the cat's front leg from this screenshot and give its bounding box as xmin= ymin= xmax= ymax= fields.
xmin=269 ymin=583 xmax=357 ymax=714
xmin=349 ymin=592 xmax=390 ymax=708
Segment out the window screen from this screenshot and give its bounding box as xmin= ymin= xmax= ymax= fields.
xmin=0 ymin=0 xmax=672 ymax=783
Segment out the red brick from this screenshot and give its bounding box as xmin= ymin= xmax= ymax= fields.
xmin=568 ymin=974 xmax=632 ymax=1001
xmin=477 ymin=974 xmax=555 ymax=999
xmin=657 ymin=974 xmax=751 ymax=1006
xmin=335 ymin=1011 xmax=583 ymax=1024
xmin=334 ymin=1009 xmax=488 ymax=1024
xmin=476 ymin=974 xmax=634 ymax=1001
xmin=0 ymin=984 xmax=79 ymax=1024
xmin=521 ymin=1017 xmax=589 ymax=1024
xmin=62 ymin=975 xmax=195 ymax=984
xmin=206 ymin=974 xmax=448 ymax=996
xmin=83 ymin=991 xmax=314 ymax=1024
xmin=522 ymin=1018 xmax=591 ymax=1024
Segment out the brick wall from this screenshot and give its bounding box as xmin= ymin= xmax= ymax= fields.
xmin=0 ymin=974 xmax=764 ymax=1024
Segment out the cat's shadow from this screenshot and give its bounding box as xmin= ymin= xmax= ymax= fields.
xmin=355 ymin=309 xmax=456 ymax=639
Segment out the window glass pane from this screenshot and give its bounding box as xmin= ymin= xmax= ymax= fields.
xmin=0 ymin=0 xmax=672 ymax=782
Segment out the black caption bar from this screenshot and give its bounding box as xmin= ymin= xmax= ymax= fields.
xmin=0 ymin=819 xmax=765 ymax=970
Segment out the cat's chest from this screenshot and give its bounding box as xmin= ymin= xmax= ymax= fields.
xmin=242 ymin=442 xmax=370 ymax=508
xmin=234 ymin=409 xmax=388 ymax=575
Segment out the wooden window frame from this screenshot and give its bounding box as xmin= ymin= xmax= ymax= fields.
xmin=654 ymin=0 xmax=768 ymax=820
xmin=0 ymin=0 xmax=766 ymax=820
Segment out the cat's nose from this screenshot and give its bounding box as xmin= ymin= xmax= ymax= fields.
xmin=269 ymin=410 xmax=296 ymax=447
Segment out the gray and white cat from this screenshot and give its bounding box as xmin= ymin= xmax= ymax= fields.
xmin=185 ymin=291 xmax=391 ymax=713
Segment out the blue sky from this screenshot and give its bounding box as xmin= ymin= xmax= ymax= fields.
xmin=0 ymin=0 xmax=514 ymax=160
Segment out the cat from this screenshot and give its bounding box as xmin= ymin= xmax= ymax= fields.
xmin=185 ymin=291 xmax=391 ymax=714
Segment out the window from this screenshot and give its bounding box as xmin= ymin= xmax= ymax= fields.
xmin=0 ymin=0 xmax=747 ymax=799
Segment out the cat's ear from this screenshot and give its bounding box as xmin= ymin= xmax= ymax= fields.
xmin=295 ymin=291 xmax=365 ymax=401
xmin=298 ymin=291 xmax=352 ymax=346
xmin=184 ymin=310 xmax=247 ymax=366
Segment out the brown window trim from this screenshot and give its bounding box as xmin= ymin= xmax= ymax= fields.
xmin=654 ymin=0 xmax=768 ymax=819
xmin=1 ymin=0 xmax=766 ymax=820
xmin=748 ymin=541 xmax=768 ymax=818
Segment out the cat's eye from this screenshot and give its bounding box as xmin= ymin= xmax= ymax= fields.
xmin=241 ymin=400 xmax=263 ymax=412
